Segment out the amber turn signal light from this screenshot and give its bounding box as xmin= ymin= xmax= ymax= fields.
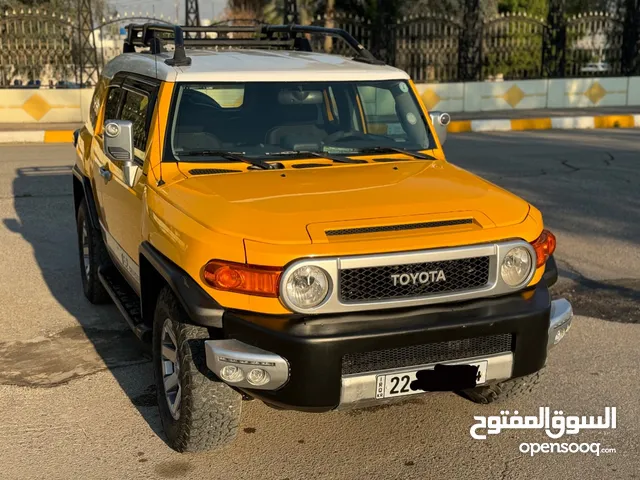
xmin=203 ymin=261 xmax=282 ymax=297
xmin=531 ymin=229 xmax=556 ymax=268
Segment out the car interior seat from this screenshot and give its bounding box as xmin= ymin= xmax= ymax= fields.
xmin=265 ymin=102 xmax=328 ymax=151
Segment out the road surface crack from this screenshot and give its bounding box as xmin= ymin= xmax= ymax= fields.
xmin=560 ymin=160 xmax=580 ymax=172
xmin=604 ymin=152 xmax=615 ymax=166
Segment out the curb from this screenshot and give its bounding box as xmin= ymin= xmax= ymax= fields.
xmin=0 ymin=130 xmax=74 ymax=144
xmin=1 ymin=113 xmax=639 ymax=143
xmin=448 ymin=114 xmax=640 ymax=133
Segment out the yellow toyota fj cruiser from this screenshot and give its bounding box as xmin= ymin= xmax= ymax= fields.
xmin=73 ymin=23 xmax=573 ymax=452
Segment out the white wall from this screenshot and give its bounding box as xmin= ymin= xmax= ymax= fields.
xmin=1 ymin=76 xmax=640 ymax=124
xmin=0 ymin=89 xmax=93 ymax=124
xmin=414 ymin=77 xmax=640 ymax=113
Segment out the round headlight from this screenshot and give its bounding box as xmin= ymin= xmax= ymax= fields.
xmin=284 ymin=265 xmax=330 ymax=309
xmin=501 ymin=247 xmax=533 ymax=287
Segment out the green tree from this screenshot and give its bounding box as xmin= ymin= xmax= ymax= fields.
xmin=497 ymin=0 xmax=547 ymax=16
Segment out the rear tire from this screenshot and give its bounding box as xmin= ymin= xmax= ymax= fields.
xmin=76 ymin=200 xmax=110 ymax=304
xmin=153 ymin=287 xmax=242 ymax=452
xmin=458 ymin=369 xmax=544 ymax=404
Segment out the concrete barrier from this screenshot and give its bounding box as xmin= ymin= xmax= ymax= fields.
xmin=415 ymin=76 xmax=640 ymax=113
xmin=0 ymin=89 xmax=93 ymax=124
xmin=1 ymin=76 xmax=640 ymax=125
xmin=448 ymin=114 xmax=640 ymax=133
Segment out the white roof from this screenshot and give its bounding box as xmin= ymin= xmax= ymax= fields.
xmin=102 ymin=49 xmax=410 ymax=83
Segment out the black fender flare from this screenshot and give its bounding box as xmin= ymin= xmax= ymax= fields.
xmin=72 ymin=164 xmax=100 ymax=230
xmin=139 ymin=241 xmax=225 ymax=329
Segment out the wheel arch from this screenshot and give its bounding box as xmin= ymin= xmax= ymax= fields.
xmin=139 ymin=241 xmax=225 ymax=330
xmin=72 ymin=165 xmax=100 ymax=229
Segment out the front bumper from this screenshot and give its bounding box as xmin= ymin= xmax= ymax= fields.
xmin=205 ymin=284 xmax=572 ymax=412
xmin=547 ymin=298 xmax=573 ymax=349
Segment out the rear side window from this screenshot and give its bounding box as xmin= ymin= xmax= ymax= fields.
xmin=120 ymin=90 xmax=150 ymax=152
xmin=197 ymin=85 xmax=245 ymax=108
xmin=357 ymin=85 xmax=406 ymax=137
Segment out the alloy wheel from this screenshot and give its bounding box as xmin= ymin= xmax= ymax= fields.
xmin=81 ymin=222 xmax=90 ymax=279
xmin=161 ymin=319 xmax=182 ymax=420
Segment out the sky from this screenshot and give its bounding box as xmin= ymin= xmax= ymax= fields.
xmin=108 ymin=0 xmax=229 ymax=24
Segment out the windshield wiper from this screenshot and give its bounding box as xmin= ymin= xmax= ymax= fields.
xmin=265 ymin=150 xmax=365 ymax=164
xmin=177 ymin=150 xmax=280 ymax=170
xmin=353 ymin=146 xmax=436 ymax=160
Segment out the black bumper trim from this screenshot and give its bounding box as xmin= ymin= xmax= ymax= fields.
xmin=543 ymin=255 xmax=558 ymax=288
xmin=222 ymin=283 xmax=552 ymax=412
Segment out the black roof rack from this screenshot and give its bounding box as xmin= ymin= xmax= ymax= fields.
xmin=123 ymin=23 xmax=384 ymax=67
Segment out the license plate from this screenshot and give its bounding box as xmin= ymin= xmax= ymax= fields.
xmin=375 ymin=361 xmax=488 ymax=399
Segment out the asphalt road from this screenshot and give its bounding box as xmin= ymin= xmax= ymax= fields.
xmin=0 ymin=130 xmax=638 ymax=480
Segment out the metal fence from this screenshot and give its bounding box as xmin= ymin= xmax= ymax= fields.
xmin=312 ymin=9 xmax=640 ymax=82
xmin=0 ymin=10 xmax=76 ymax=87
xmin=2 ymin=6 xmax=640 ymax=87
xmin=0 ymin=9 xmax=173 ymax=87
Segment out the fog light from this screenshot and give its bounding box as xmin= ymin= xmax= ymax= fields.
xmin=246 ymin=368 xmax=270 ymax=386
xmin=220 ymin=365 xmax=244 ymax=383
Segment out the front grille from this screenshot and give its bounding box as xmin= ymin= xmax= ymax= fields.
xmin=339 ymin=256 xmax=491 ymax=302
xmin=342 ymin=334 xmax=513 ymax=375
xmin=326 ymin=219 xmax=473 ymax=237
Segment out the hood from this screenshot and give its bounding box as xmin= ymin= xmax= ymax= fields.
xmin=167 ymin=160 xmax=530 ymax=245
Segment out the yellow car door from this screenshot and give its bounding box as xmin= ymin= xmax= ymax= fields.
xmin=95 ymin=75 xmax=159 ymax=292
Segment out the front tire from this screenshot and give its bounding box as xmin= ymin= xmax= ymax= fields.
xmin=153 ymin=287 xmax=242 ymax=452
xmin=458 ymin=370 xmax=544 ymax=404
xmin=76 ymin=200 xmax=110 ymax=304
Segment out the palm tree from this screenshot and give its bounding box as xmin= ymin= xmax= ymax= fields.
xmin=324 ymin=0 xmax=334 ymax=50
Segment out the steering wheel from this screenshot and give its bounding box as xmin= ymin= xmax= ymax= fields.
xmin=324 ymin=130 xmax=392 ymax=144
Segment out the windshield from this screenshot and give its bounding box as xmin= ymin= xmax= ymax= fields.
xmin=168 ymin=80 xmax=435 ymax=161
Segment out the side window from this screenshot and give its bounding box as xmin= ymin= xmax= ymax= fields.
xmin=323 ymin=87 xmax=340 ymax=124
xmin=357 ymin=86 xmax=403 ymax=136
xmin=120 ymin=90 xmax=150 ymax=153
xmin=89 ymin=78 xmax=107 ymax=128
xmin=103 ymin=87 xmax=123 ymax=122
xmin=328 ymin=85 xmax=360 ymax=133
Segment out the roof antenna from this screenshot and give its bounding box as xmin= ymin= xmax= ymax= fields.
xmin=152 ymin=30 xmax=165 ymax=187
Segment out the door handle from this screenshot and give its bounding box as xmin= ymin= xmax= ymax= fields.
xmin=99 ymin=165 xmax=112 ymax=182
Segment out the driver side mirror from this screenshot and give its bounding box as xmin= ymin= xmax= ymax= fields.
xmin=429 ymin=111 xmax=451 ymax=146
xmin=103 ymin=120 xmax=139 ymax=188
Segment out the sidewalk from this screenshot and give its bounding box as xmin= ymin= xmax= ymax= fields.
xmin=1 ymin=107 xmax=639 ymax=143
xmin=0 ymin=123 xmax=79 ymax=144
